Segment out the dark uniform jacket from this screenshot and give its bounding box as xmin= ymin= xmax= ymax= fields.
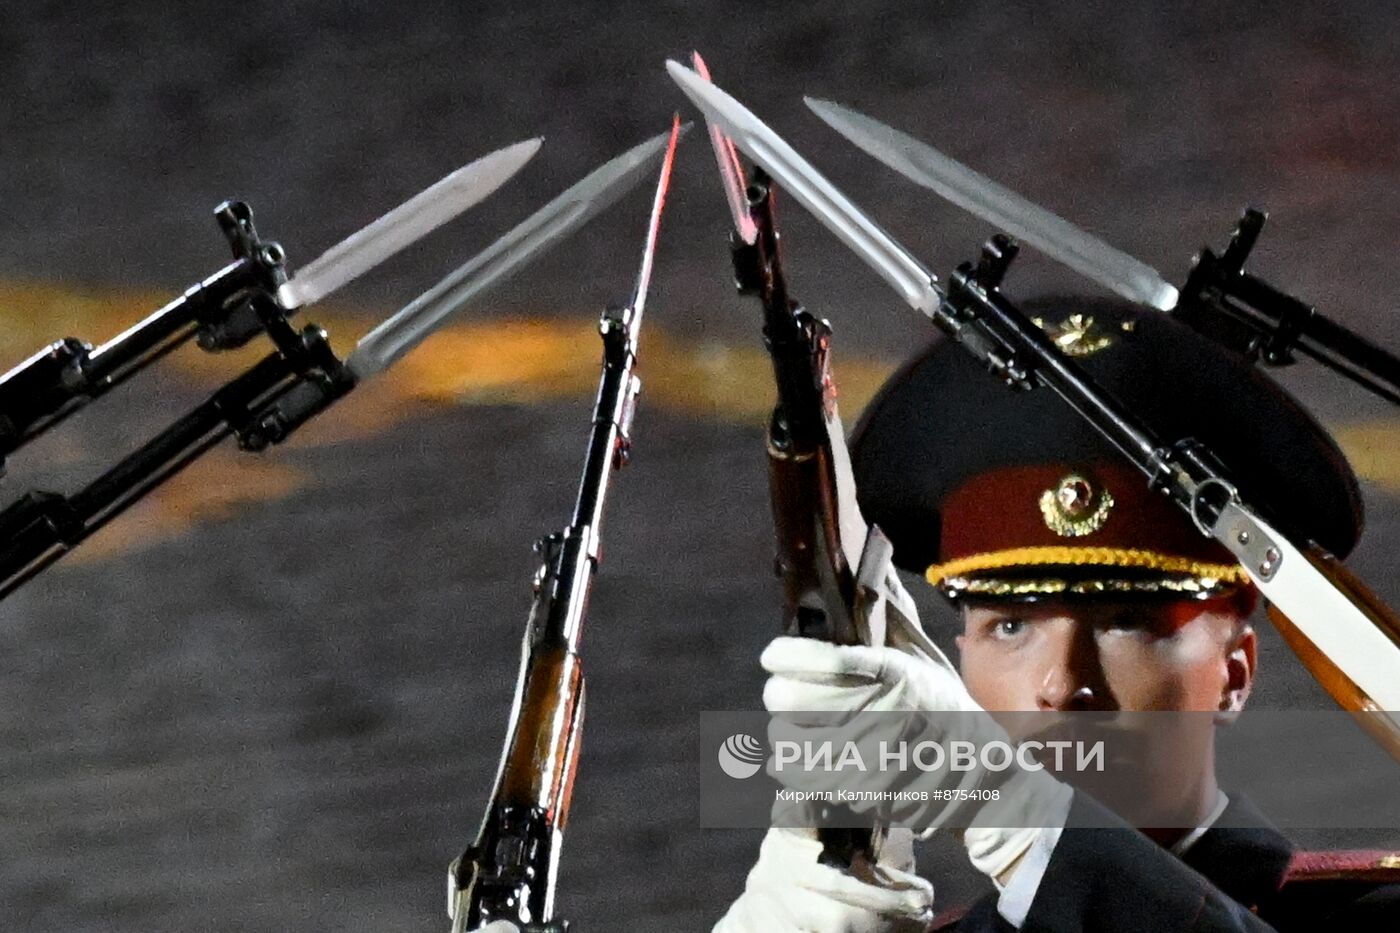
xmin=935 ymin=793 xmax=1400 ymax=932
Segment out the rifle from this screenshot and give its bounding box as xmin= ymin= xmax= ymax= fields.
xmin=0 ymin=141 xmax=539 ymax=471
xmin=667 ymin=63 xmax=1400 ymax=762
xmin=689 ymin=52 xmax=907 ymax=871
xmin=446 ymin=116 xmax=683 ymax=933
xmin=940 ymin=237 xmax=1400 ymax=761
xmin=0 ymin=128 xmax=679 ymax=601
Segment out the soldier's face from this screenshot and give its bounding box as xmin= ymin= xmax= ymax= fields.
xmin=956 ymin=597 xmax=1256 ymax=825
xmin=955 ymin=597 xmax=1256 ymax=714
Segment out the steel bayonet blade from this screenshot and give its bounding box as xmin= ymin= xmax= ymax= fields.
xmin=277 ymin=137 xmax=542 ymax=310
xmin=805 ymin=98 xmax=1180 ymax=312
xmin=689 ymin=51 xmax=757 ymax=245
xmin=666 ymin=59 xmax=939 ymax=316
xmin=349 ymin=127 xmax=684 ymax=379
xmin=627 ymin=115 xmax=684 ymax=332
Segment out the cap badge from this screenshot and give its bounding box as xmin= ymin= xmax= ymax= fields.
xmin=1040 ymin=473 xmax=1114 ymax=537
xmin=1033 ymin=313 xmax=1115 ymax=357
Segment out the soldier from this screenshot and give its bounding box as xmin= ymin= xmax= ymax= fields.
xmin=716 ymin=296 xmax=1400 ymax=931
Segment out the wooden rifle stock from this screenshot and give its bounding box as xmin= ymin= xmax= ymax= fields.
xmin=498 ymin=643 xmax=585 ymax=816
xmin=1267 ymin=546 xmax=1400 ymax=766
xmin=766 ymin=369 xmax=860 ymax=645
xmin=451 ymin=543 xmax=584 ymax=933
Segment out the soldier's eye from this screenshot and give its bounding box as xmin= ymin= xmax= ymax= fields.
xmin=993 ymin=618 xmax=1027 ymax=638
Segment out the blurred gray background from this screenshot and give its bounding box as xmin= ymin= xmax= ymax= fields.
xmin=3 ymin=2 xmax=1400 ymax=930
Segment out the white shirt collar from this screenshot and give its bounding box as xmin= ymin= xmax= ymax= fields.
xmin=1170 ymin=790 xmax=1230 ymax=856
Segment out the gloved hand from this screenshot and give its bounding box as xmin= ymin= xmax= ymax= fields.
xmin=762 ymin=636 xmax=983 ymax=715
xmin=760 ymin=636 xmax=1073 ymax=884
xmin=472 ymin=923 xmax=522 ymax=933
xmin=713 ymin=825 xmax=934 ymax=933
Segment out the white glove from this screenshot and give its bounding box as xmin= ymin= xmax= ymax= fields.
xmin=714 ymin=826 xmax=934 ymax=933
xmin=468 ymin=923 xmax=521 ymax=933
xmin=760 ymin=636 xmax=1072 ymax=883
xmin=762 ymin=635 xmax=983 ymax=715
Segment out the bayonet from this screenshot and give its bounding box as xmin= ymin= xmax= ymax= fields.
xmin=350 ymin=126 xmax=685 ymax=379
xmin=690 ymin=51 xmax=757 ymax=245
xmin=277 ymin=138 xmax=542 ymax=309
xmin=805 ymin=97 xmax=1178 ymax=312
xmin=807 ymin=98 xmax=1400 ymax=405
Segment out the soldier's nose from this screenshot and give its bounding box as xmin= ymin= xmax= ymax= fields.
xmin=1035 ymin=622 xmax=1107 ymax=711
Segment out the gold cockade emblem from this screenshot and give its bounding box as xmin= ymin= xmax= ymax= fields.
xmin=1040 ymin=472 xmax=1114 ymax=537
xmin=1033 ymin=313 xmax=1115 ymax=357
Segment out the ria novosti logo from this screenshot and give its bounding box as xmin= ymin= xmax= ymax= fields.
xmin=718 ymin=733 xmax=766 ymax=779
